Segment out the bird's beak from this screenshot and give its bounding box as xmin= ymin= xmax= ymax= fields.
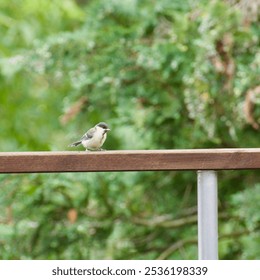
xmin=105 ymin=128 xmax=111 ymax=132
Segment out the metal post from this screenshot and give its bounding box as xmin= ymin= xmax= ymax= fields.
xmin=197 ymin=170 xmax=218 ymax=260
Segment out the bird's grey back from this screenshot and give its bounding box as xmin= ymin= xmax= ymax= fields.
xmin=81 ymin=127 xmax=96 ymax=141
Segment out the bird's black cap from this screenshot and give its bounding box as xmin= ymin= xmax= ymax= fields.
xmin=96 ymin=122 xmax=110 ymax=130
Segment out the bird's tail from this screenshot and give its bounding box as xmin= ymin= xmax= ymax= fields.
xmin=68 ymin=141 xmax=82 ymax=147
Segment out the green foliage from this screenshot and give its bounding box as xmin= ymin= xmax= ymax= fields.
xmin=0 ymin=0 xmax=84 ymax=55
xmin=0 ymin=0 xmax=259 ymax=259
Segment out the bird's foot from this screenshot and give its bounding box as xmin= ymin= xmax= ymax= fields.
xmin=85 ymin=148 xmax=106 ymax=151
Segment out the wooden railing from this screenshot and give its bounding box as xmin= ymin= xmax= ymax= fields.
xmin=1 ymin=148 xmax=260 ymax=259
xmin=0 ymin=148 xmax=259 ymax=173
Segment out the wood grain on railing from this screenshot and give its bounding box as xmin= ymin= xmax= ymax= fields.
xmin=0 ymin=149 xmax=260 ymax=173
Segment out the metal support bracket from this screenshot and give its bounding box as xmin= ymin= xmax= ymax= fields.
xmin=197 ymin=170 xmax=218 ymax=260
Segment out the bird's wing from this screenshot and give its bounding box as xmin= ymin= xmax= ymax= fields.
xmin=81 ymin=127 xmax=96 ymax=141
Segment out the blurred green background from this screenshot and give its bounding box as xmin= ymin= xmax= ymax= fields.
xmin=0 ymin=0 xmax=259 ymax=259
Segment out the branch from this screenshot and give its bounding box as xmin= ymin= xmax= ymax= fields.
xmin=59 ymin=96 xmax=88 ymax=125
xmin=132 ymin=212 xmax=229 ymax=228
xmin=244 ymin=85 xmax=260 ymax=130
xmin=157 ymin=229 xmax=254 ymax=260
xmin=157 ymin=238 xmax=197 ymax=260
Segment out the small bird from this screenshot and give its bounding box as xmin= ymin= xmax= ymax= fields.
xmin=69 ymin=122 xmax=110 ymax=151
